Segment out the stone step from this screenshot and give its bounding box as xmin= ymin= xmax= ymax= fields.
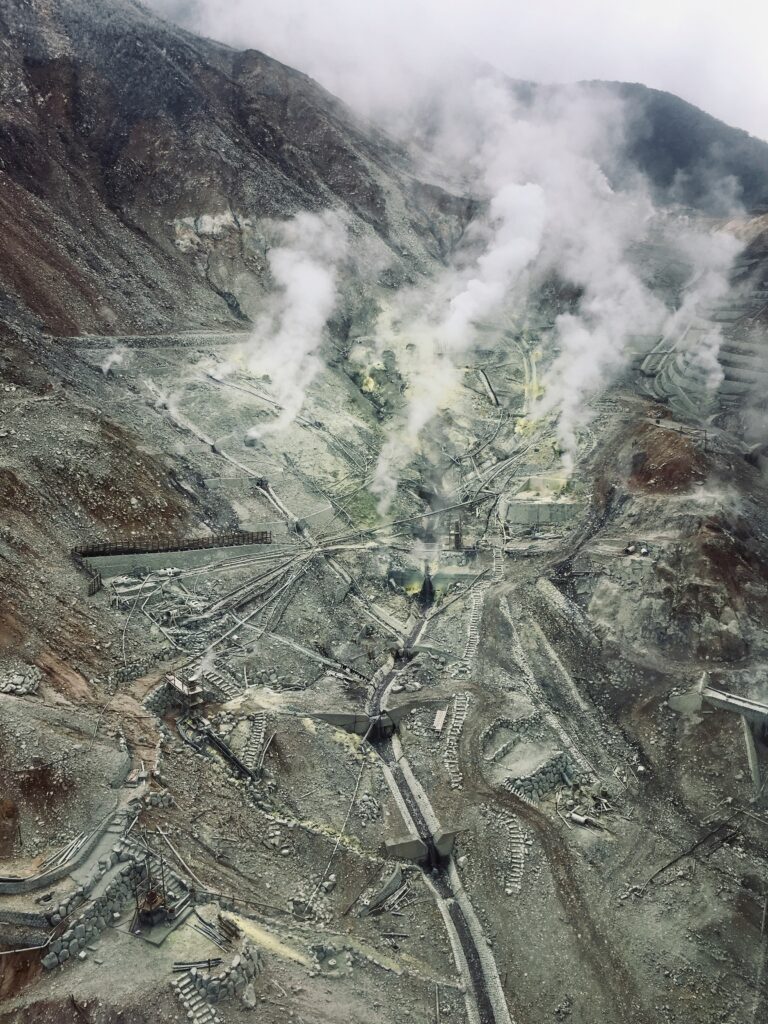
xmin=719 ymin=379 xmax=753 ymax=395
xmin=718 ymin=349 xmax=768 ymax=369
xmin=197 ymin=667 xmax=243 ymax=700
xmin=719 ymin=340 xmax=766 ymax=358
xmin=721 ymin=364 xmax=768 ymax=384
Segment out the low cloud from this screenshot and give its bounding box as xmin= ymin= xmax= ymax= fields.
xmin=149 ymin=0 xmax=768 ymax=141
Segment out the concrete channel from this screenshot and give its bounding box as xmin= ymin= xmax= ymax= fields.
xmin=369 ymin=613 xmax=513 ymax=1024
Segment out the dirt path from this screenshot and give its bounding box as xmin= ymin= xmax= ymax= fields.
xmin=465 ymin=735 xmax=652 ymax=1024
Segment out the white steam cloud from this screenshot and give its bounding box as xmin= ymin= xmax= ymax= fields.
xmin=366 ymin=76 xmax=743 ymax=501
xmin=245 ymin=210 xmax=347 ymax=437
xmin=659 ymin=225 xmax=743 ymax=396
xmin=370 ymin=79 xmax=662 ymax=506
xmin=145 ymin=4 xmax=746 ymax=505
xmin=100 ymin=345 xmax=130 ymax=375
xmin=148 ymin=0 xmax=768 ymax=142
xmin=442 ymin=183 xmax=546 ymax=348
xmin=371 ymin=174 xmax=546 ymax=510
xmin=537 ymin=206 xmax=742 ymax=469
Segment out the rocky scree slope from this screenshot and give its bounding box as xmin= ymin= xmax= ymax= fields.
xmin=2 ymin=0 xmax=768 ymax=684
xmin=0 ymin=0 xmax=477 ymax=335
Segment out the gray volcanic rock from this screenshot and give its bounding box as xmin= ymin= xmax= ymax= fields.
xmin=0 ymin=0 xmax=474 ymax=335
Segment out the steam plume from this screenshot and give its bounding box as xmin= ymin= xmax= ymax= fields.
xmin=370 ymin=77 xmax=744 ymax=497
xmin=371 ymin=78 xmax=660 ymax=507
xmin=371 ymin=174 xmax=547 ymax=510
xmin=245 ymin=210 xmax=348 ymax=437
xmin=100 ymin=346 xmax=130 ymax=375
xmin=661 ymin=226 xmax=743 ymax=393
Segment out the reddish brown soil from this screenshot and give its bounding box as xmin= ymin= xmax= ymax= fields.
xmin=0 ymin=181 xmax=100 ymax=336
xmin=0 ymin=610 xmax=26 ymax=656
xmin=13 ymin=761 xmax=71 ymax=810
xmin=696 ymin=514 xmax=768 ymax=591
xmin=627 ymin=423 xmax=708 ymax=493
xmin=35 ymin=654 xmax=92 ymax=701
xmin=0 ymin=379 xmax=198 ymax=666
xmin=0 ymin=952 xmax=42 ymax=1004
xmin=0 ymin=798 xmax=19 ymax=856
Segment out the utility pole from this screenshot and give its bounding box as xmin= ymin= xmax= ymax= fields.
xmin=159 ymin=850 xmax=167 ymax=910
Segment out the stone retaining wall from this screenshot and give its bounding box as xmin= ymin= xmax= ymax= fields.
xmin=509 ymin=751 xmax=576 ymax=801
xmin=41 ymin=859 xmax=148 ymax=969
xmin=482 ymin=715 xmax=543 ymax=762
xmin=0 ymin=807 xmax=125 ymax=896
xmin=0 ymin=665 xmax=41 ymax=695
xmin=0 ymin=909 xmax=49 ymax=929
xmin=113 ymin=650 xmax=167 ymax=684
xmin=144 ymin=789 xmax=175 ymax=809
xmin=0 ymin=908 xmax=50 ymax=947
xmin=185 ymin=943 xmax=262 ymax=1003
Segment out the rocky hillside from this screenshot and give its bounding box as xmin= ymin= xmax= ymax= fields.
xmin=3 ymin=1 xmax=768 ymax=339
xmin=1 ymin=0 xmax=767 ymax=671
xmin=0 ymin=0 xmax=476 ymax=337
xmin=0 ymin=0 xmax=482 ymax=667
xmin=599 ymin=81 xmax=768 ymax=211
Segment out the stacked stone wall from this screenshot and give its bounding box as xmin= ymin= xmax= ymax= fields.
xmin=41 ymin=859 xmax=148 ymax=969
xmin=182 ymin=944 xmax=262 ymax=1004
xmin=508 ymin=751 xmax=577 ymax=801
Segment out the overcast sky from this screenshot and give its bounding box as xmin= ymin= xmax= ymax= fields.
xmin=150 ymin=0 xmax=768 ymax=141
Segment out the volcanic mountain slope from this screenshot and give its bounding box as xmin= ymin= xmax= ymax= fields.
xmin=4 ymin=3 xmax=768 ymax=1024
xmin=1 ymin=1 xmax=768 ymax=781
xmin=0 ymin=0 xmax=477 ymax=336
xmin=1 ymin=0 xmax=767 ymax=784
xmin=0 ymin=0 xmax=479 ymax=665
xmin=3 ymin=0 xmax=768 ymax=338
xmin=593 ymin=80 xmax=768 ymax=210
